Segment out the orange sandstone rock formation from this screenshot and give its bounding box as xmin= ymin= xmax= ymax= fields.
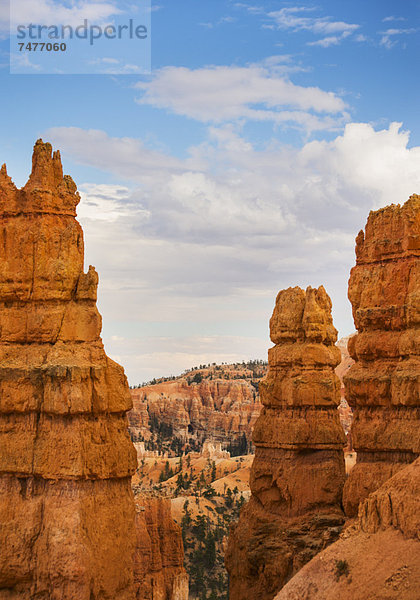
xmin=0 ymin=140 xmax=137 ymax=599
xmin=343 ymin=195 xmax=420 ymax=516
xmin=130 ymin=378 xmax=261 ymax=447
xmin=134 ymin=497 xmax=189 ymax=600
xmin=225 ymin=286 xmax=346 ymax=600
xmin=275 ymin=457 xmax=420 ymax=600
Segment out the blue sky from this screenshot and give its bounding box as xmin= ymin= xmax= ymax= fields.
xmin=1 ymin=1 xmax=420 ymax=382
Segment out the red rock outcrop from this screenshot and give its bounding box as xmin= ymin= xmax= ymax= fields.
xmin=130 ymin=378 xmax=261 ymax=447
xmin=343 ymin=196 xmax=420 ymax=516
xmin=134 ymin=497 xmax=189 ymax=600
xmin=275 ymin=457 xmax=420 ymax=600
xmin=225 ymin=286 xmax=346 ymax=600
xmin=0 ymin=140 xmax=137 ymax=599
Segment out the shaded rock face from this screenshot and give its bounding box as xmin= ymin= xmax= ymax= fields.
xmin=225 ymin=286 xmax=346 ymax=600
xmin=275 ymin=458 xmax=420 ymax=600
xmin=0 ymin=141 xmax=137 ymax=599
xmin=134 ymin=498 xmax=189 ymax=600
xmin=343 ymin=195 xmax=420 ymax=516
xmin=130 ymin=378 xmax=261 ymax=446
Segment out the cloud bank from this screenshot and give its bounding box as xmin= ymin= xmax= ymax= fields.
xmin=135 ymin=64 xmax=349 ymax=132
xmin=46 ymin=121 xmax=420 ymax=382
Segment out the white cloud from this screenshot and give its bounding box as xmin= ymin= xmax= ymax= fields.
xmin=87 ymin=60 xmax=146 ymax=74
xmin=200 ymin=15 xmax=236 ymax=28
xmin=77 ymin=183 xmax=144 ymax=222
xmin=233 ymin=4 xmax=263 ymax=14
xmin=44 ymin=121 xmax=420 ymax=381
xmin=135 ymin=64 xmax=347 ymax=132
xmin=1 ymin=0 xmax=124 ymax=37
xmin=5 ymin=0 xmax=122 ymax=32
xmin=89 ymin=57 xmax=120 ymax=65
xmin=267 ymin=6 xmax=359 ymax=36
xmin=381 ymin=28 xmax=417 ymax=35
xmin=307 ymin=29 xmax=354 ymax=48
xmin=47 ymin=120 xmax=420 ymax=258
xmin=231 ymin=5 xmax=361 ymax=48
xmin=382 ymin=16 xmax=406 ymax=23
xmin=380 ymin=37 xmax=395 ymax=50
xmin=10 ymin=52 xmax=41 ymax=70
xmin=379 ymin=27 xmax=417 ymax=49
xmin=232 ymin=4 xmax=364 ymax=48
xmin=307 ymin=36 xmax=341 ymax=48
xmin=46 ymin=126 xmax=184 ymax=181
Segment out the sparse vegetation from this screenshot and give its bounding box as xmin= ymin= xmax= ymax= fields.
xmin=130 ymin=359 xmax=268 ymax=388
xmin=132 ymin=446 xmax=252 ymax=599
xmin=181 ymin=486 xmax=246 ymax=599
xmin=335 ymin=559 xmax=350 ymax=580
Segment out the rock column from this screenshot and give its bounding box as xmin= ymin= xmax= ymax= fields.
xmin=343 ymin=196 xmax=420 ymax=516
xmin=0 ymin=141 xmax=137 ymax=599
xmin=226 ymin=286 xmax=346 ymax=600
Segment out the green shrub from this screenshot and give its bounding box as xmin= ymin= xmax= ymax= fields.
xmin=335 ymin=559 xmax=350 ymax=580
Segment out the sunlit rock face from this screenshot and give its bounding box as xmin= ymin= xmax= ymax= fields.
xmin=343 ymin=195 xmax=420 ymax=516
xmin=226 ymin=286 xmax=346 ymax=600
xmin=0 ymin=140 xmax=137 ymax=599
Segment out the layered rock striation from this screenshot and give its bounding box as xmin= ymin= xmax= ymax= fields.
xmin=343 ymin=196 xmax=420 ymax=516
xmin=134 ymin=497 xmax=189 ymax=600
xmin=226 ymin=286 xmax=346 ymax=600
xmin=0 ymin=141 xmax=137 ymax=599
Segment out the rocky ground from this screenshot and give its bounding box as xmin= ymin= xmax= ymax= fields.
xmin=275 ymin=457 xmax=420 ymax=600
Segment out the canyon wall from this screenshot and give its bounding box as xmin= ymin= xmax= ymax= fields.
xmin=225 ymin=286 xmax=346 ymax=600
xmin=343 ymin=195 xmax=420 ymax=516
xmin=129 ymin=347 xmax=352 ymax=452
xmin=0 ymin=141 xmax=137 ymax=599
xmin=130 ymin=378 xmax=261 ymax=446
xmin=134 ymin=498 xmax=189 ymax=600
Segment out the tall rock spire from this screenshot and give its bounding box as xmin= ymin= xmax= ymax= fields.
xmin=343 ymin=195 xmax=420 ymax=516
xmin=0 ymin=141 xmax=137 ymax=599
xmin=226 ymin=286 xmax=346 ymax=600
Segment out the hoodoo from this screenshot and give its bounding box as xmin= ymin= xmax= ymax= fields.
xmin=226 ymin=286 xmax=346 ymax=600
xmin=0 ymin=141 xmax=137 ymax=599
xmin=343 ymin=195 xmax=420 ymax=516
